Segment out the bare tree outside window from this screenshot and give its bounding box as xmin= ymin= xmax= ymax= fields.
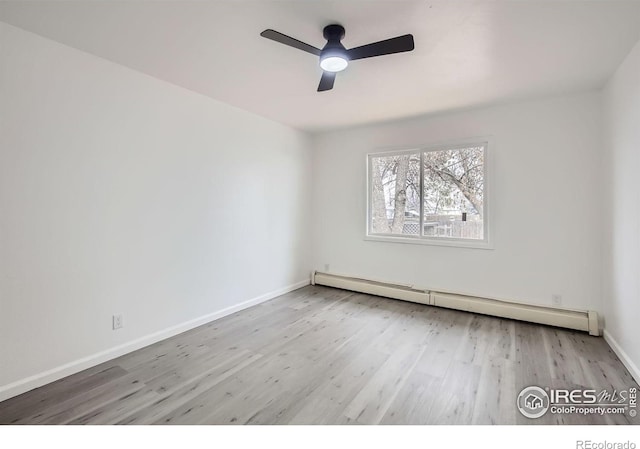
xmin=370 ymin=153 xmax=420 ymax=235
xmin=369 ymin=143 xmax=486 ymax=242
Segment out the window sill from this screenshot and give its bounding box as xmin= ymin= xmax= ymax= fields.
xmin=364 ymin=234 xmax=493 ymax=250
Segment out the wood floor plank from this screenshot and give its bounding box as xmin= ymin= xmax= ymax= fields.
xmin=1 ymin=285 xmax=637 ymax=425
xmin=68 ymin=387 xmax=161 ymax=425
xmin=117 ymin=350 xmax=263 ymax=425
xmin=541 ymin=327 xmax=589 ymax=387
xmin=515 ymin=322 xmax=555 ymax=390
xmin=288 ymin=349 xmax=390 ymax=424
xmin=471 ymin=359 xmax=517 ymax=424
xmin=379 ymin=369 xmax=442 ymax=424
xmin=343 ymin=343 xmax=427 ymax=424
xmin=192 ymin=315 xmax=379 ymax=424
xmin=14 ymin=371 xmax=144 ymax=425
xmin=414 ymin=310 xmax=472 ymax=378
xmin=423 ymin=360 xmax=482 ymax=424
xmin=0 ymin=366 xmax=128 ymax=424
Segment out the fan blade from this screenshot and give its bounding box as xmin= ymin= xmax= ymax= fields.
xmin=347 ymin=34 xmax=414 ymax=61
xmin=260 ymin=29 xmax=321 ymax=56
xmin=317 ymin=72 xmax=336 ymax=92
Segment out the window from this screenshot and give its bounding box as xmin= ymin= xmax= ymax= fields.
xmin=367 ymin=141 xmax=489 ymax=248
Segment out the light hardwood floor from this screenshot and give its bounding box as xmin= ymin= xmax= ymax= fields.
xmin=0 ymin=285 xmax=638 ymax=425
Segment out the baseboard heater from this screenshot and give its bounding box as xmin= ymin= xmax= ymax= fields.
xmin=311 ymin=271 xmax=599 ymax=336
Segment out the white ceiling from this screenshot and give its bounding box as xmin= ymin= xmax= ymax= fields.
xmin=1 ymin=1 xmax=640 ymax=132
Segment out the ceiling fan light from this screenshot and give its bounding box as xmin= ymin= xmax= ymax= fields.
xmin=320 ymin=55 xmax=348 ymax=72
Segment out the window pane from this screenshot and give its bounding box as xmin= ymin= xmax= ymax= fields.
xmin=422 ymin=146 xmax=484 ymax=240
xmin=370 ymin=153 xmax=420 ymax=235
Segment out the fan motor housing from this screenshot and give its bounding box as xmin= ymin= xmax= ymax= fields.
xmin=323 ymin=24 xmax=345 ymax=42
xmin=321 ymin=24 xmax=348 ymax=62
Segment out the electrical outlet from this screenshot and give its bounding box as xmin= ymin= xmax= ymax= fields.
xmin=324 ymin=264 xmax=330 ymax=272
xmin=112 ymin=314 xmax=123 ymax=330
xmin=551 ymin=294 xmax=562 ymax=307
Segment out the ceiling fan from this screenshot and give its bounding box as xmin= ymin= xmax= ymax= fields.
xmin=260 ymin=24 xmax=415 ymax=92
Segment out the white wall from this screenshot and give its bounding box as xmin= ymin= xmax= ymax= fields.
xmin=602 ymin=38 xmax=640 ymax=381
xmin=311 ymin=92 xmax=603 ymax=313
xmin=0 ymin=22 xmax=312 ymax=398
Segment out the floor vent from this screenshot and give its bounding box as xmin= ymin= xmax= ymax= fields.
xmin=312 ymin=271 xmax=599 ymax=336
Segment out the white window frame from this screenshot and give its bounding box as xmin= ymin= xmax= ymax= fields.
xmin=365 ymin=137 xmax=493 ymax=249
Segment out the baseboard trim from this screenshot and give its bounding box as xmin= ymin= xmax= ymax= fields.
xmin=603 ymin=330 xmax=640 ymax=385
xmin=0 ymin=279 xmax=310 ymax=403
